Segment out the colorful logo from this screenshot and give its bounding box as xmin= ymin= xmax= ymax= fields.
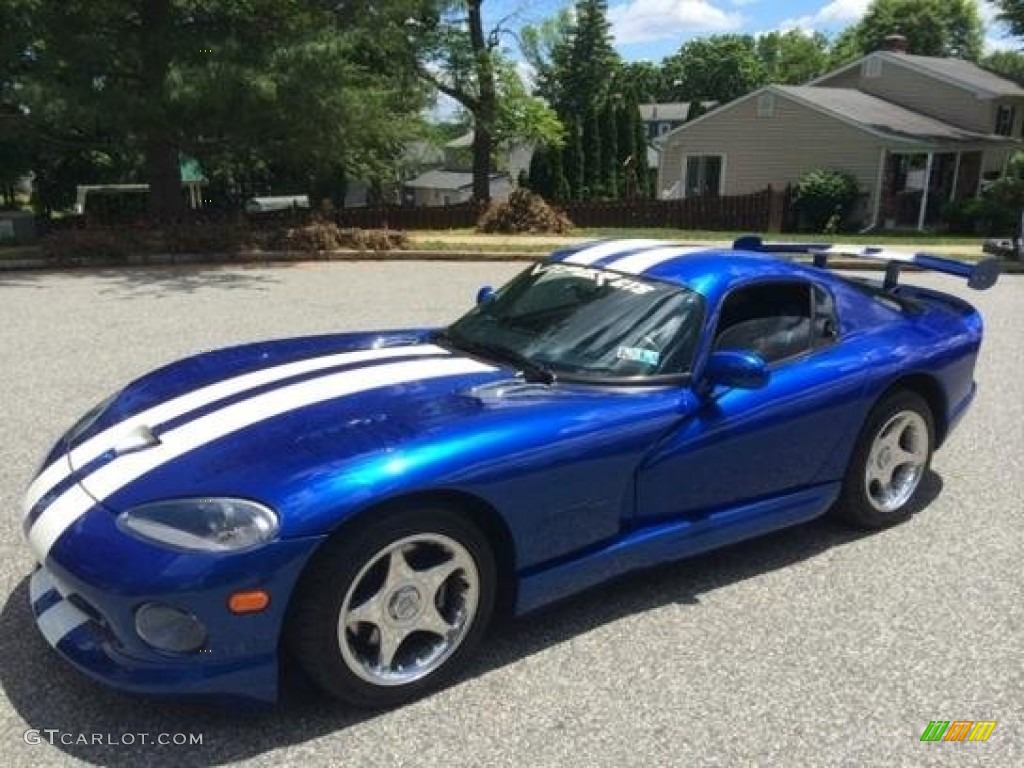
xmin=920 ymin=721 xmax=997 ymax=742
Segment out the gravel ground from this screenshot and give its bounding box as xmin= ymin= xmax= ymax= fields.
xmin=0 ymin=262 xmax=1020 ymax=767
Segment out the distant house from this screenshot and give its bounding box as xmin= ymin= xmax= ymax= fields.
xmin=403 ymin=131 xmax=532 ymax=207
xmin=657 ymin=40 xmax=1022 ymax=230
xmin=403 ymin=170 xmax=513 ymax=207
xmin=640 ymin=102 xmax=718 ymax=169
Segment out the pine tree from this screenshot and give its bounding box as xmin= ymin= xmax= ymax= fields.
xmin=601 ymin=100 xmax=618 ymax=199
xmin=550 ymin=142 xmax=570 ymax=201
xmin=527 ymin=144 xmax=554 ymax=198
xmin=617 ymin=93 xmax=638 ymax=198
xmin=633 ymin=103 xmax=651 ymax=199
xmin=563 ymin=116 xmax=585 ymax=200
xmin=583 ymin=105 xmax=603 ymax=200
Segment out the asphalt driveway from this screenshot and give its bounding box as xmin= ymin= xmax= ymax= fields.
xmin=1 ymin=262 xmax=1020 ymax=767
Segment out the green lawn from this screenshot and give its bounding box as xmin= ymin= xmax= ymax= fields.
xmin=572 ymin=228 xmax=987 ymax=247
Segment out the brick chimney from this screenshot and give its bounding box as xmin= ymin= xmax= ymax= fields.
xmin=882 ymin=34 xmax=909 ymax=54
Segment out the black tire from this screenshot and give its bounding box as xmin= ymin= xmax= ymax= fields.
xmin=835 ymin=390 xmax=935 ymax=529
xmin=286 ymin=506 xmax=496 ymax=708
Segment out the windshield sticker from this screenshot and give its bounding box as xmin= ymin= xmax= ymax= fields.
xmin=617 ymin=347 xmax=660 ymax=366
xmin=535 ymin=263 xmax=655 ymax=295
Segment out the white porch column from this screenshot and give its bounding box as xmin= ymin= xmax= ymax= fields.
xmin=917 ymin=151 xmax=934 ymax=231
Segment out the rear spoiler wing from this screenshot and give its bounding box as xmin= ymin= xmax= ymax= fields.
xmin=734 ymin=235 xmax=1001 ymax=291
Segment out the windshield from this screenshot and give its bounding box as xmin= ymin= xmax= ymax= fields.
xmin=444 ymin=263 xmax=705 ymax=382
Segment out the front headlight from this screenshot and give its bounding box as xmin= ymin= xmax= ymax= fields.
xmin=116 ymin=498 xmax=279 ymax=552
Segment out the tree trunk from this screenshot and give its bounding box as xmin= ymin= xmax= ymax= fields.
xmin=468 ymin=0 xmax=495 ymax=204
xmin=141 ymin=0 xmax=182 ymax=217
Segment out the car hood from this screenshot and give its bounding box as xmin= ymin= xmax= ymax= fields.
xmin=64 ymin=329 xmax=518 ymax=515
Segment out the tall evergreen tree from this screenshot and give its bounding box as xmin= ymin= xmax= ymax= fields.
xmin=551 ymin=143 xmax=570 ymax=201
xmin=616 ymin=94 xmax=638 ymax=198
xmin=527 ymin=144 xmax=554 ymax=198
xmin=633 ymin=105 xmax=651 ymax=199
xmin=583 ymin=104 xmax=603 ymax=199
xmin=549 ymin=1 xmax=620 ymax=116
xmin=563 ymin=116 xmax=585 ymax=200
xmin=600 ymin=100 xmax=618 ymax=199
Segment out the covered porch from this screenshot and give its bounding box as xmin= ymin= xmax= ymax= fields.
xmin=875 ymin=143 xmax=1013 ymax=231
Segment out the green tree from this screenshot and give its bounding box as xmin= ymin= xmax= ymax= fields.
xmin=547 ymin=1 xmax=621 ymax=118
xmin=996 ymin=0 xmax=1024 ymax=38
xmin=583 ymin=104 xmax=602 ymax=199
xmin=600 ymin=100 xmax=618 ymax=199
xmin=663 ymin=36 xmax=766 ymax=104
xmin=685 ymin=101 xmax=707 ymax=122
xmin=615 ymin=93 xmax=637 ymax=198
xmin=420 ymin=2 xmax=562 ymax=202
xmin=633 ymin=103 xmax=651 ymax=198
xmin=855 ymin=0 xmax=984 ymax=59
xmin=563 ymin=116 xmax=585 ymax=200
xmin=984 ymin=50 xmax=1024 ymax=83
xmin=757 ymin=31 xmax=831 ymax=84
xmin=527 ymin=143 xmax=553 ymax=198
xmin=828 ymin=27 xmax=864 ymax=69
xmin=550 ymin=141 xmax=570 ymax=201
xmin=6 ymin=0 xmax=431 ymax=215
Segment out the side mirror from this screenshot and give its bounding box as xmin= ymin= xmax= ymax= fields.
xmin=702 ymin=350 xmax=769 ymax=391
xmin=476 ymin=285 xmax=495 ymax=306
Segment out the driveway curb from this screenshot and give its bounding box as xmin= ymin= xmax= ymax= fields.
xmin=1 ymin=248 xmax=1021 ymax=274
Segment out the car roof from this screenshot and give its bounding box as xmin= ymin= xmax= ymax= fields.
xmin=547 ymin=239 xmax=829 ymax=303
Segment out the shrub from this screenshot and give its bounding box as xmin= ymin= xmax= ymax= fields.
xmin=793 ymin=169 xmax=860 ymax=233
xmin=160 ymin=221 xmax=253 ymax=253
xmin=278 ymin=219 xmax=345 ymax=251
xmin=476 ymin=188 xmax=573 ymax=234
xmin=941 ymin=177 xmax=1024 ymax=236
xmin=40 ymin=228 xmax=145 ymax=264
xmin=278 ymin=220 xmax=409 ymax=252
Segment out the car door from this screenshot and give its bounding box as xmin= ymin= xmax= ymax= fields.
xmin=635 ymin=278 xmax=868 ymax=520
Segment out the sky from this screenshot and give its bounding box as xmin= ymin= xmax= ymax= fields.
xmin=485 ymin=0 xmax=1015 ymax=62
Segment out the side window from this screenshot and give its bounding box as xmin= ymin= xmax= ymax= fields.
xmin=714 ymin=282 xmax=812 ymax=364
xmin=812 ymin=284 xmax=839 ymax=346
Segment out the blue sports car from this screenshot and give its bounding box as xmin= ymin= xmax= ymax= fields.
xmin=22 ymin=237 xmax=999 ymax=707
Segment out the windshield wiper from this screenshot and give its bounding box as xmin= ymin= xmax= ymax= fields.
xmin=432 ymin=329 xmax=556 ymax=384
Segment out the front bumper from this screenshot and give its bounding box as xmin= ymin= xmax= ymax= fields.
xmin=28 ymin=527 xmax=324 ymax=703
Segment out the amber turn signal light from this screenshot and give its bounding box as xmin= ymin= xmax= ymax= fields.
xmin=228 ymin=589 xmax=270 ymax=614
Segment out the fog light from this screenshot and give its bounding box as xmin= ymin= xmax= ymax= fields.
xmin=135 ymin=602 xmax=206 ymax=653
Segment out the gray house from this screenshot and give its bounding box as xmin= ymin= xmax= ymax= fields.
xmin=403 ymin=131 xmax=531 ymax=207
xmin=657 ymin=44 xmax=1023 ymax=230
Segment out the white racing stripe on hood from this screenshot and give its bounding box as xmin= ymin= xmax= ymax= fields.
xmin=562 ymin=239 xmax=674 ymax=266
xmin=603 ymin=246 xmax=710 ymax=275
xmin=23 ymin=344 xmax=449 ymax=518
xmin=27 ymin=356 xmax=496 ymax=560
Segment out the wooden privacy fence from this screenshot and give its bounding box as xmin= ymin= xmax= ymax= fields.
xmin=44 ymin=187 xmax=793 ymax=233
xmin=333 ymin=187 xmax=791 ymax=232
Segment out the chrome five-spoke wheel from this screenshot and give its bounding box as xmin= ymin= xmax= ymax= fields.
xmin=339 ymin=533 xmax=479 ymax=686
xmin=864 ymin=410 xmax=929 ymax=513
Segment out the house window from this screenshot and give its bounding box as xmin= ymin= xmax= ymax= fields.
xmin=995 ymin=104 xmax=1016 ymax=137
xmin=658 ymin=122 xmax=671 ymax=136
xmin=863 ymin=57 xmax=882 ymax=78
xmin=756 ymin=93 xmax=775 ymax=118
xmin=684 ymin=155 xmax=723 ymax=198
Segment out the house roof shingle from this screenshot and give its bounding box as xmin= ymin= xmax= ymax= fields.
xmin=892 ymin=54 xmax=1024 ymax=97
xmin=639 ymin=102 xmax=718 ymax=122
xmin=404 ymin=169 xmax=506 ymax=191
xmin=776 ymin=85 xmax=1012 ymax=145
